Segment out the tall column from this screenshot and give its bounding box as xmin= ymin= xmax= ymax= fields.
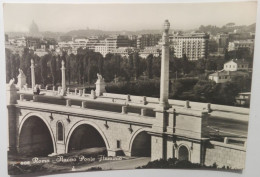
xmin=151 ymin=20 xmax=171 ymax=161
xmin=61 ymin=60 xmax=66 ymax=96
xmin=30 ymin=59 xmax=35 ymax=89
xmin=159 ymin=19 xmax=170 ymax=109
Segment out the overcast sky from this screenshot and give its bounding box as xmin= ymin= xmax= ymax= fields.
xmin=3 ymin=2 xmax=257 ymax=32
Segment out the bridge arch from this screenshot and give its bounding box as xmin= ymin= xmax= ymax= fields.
xmin=65 ymin=120 xmax=110 ymax=154
xmin=129 ymin=128 xmax=151 ymax=157
xmin=18 ymin=112 xmax=57 ymax=156
xmin=177 ymin=144 xmax=190 ymax=161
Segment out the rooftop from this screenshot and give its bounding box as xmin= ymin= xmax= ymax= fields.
xmin=209 ymin=70 xmax=249 ymax=77
xmin=225 ymin=59 xmax=249 ymax=65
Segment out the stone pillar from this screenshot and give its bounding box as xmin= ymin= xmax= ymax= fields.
xmin=82 ymin=101 xmax=87 ymax=108
xmin=151 ymin=20 xmax=171 ymax=161
xmin=66 ymin=99 xmax=71 ymax=107
xmin=79 ymin=90 xmax=83 ymax=96
xmin=6 ymin=79 xmax=17 ymax=106
xmin=143 ymin=96 xmax=147 ymax=105
xmin=61 ymin=60 xmax=66 ymax=96
xmin=126 ymin=94 xmax=131 ymax=102
xmin=6 ymin=79 xmax=18 ymax=154
xmin=167 ymin=108 xmax=175 ymax=133
xmin=75 ymin=88 xmax=78 ymax=95
xmin=185 ymin=100 xmax=191 ymax=108
xmin=58 ymin=86 xmax=61 ymax=94
xmin=206 ymin=103 xmax=211 ymax=112
xmin=20 ymin=94 xmax=24 ymax=101
xmin=90 ymin=90 xmax=97 ymax=99
xmin=141 ymin=108 xmax=146 ymax=116
xmin=122 ymin=106 xmax=127 ymax=114
xmin=33 ymin=95 xmax=38 ymax=102
xmin=159 ymin=20 xmax=170 ymax=109
xmin=31 ymin=59 xmax=35 ymax=89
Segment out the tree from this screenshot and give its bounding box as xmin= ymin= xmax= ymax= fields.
xmin=65 ymin=55 xmax=71 ymax=84
xmin=146 ymin=54 xmax=153 ymax=79
xmin=152 ymin=56 xmax=161 ymax=77
xmin=182 ymin=54 xmax=190 ymax=74
xmin=97 ymin=53 xmax=104 ymax=75
xmin=40 ymin=55 xmax=48 ymax=85
xmin=56 ymin=55 xmax=62 ymax=84
xmin=195 ymin=59 xmax=206 ymax=74
xmin=50 ymin=55 xmax=57 ymax=86
xmin=133 ymin=52 xmax=141 ymax=78
xmin=193 ymin=79 xmax=218 ymax=102
xmin=5 ymin=48 xmax=12 ymax=82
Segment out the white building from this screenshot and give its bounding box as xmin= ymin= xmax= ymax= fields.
xmin=208 ymin=70 xmax=248 ymax=84
xmin=34 ymin=48 xmax=48 ymax=57
xmin=170 ymin=33 xmax=209 ymax=60
xmin=111 ymin=47 xmax=135 ymax=58
xmin=228 ymin=40 xmax=254 ymax=53
xmin=224 ymin=59 xmax=249 ymax=71
xmin=95 ymin=46 xmax=109 ymax=57
xmin=209 ymin=59 xmax=249 ymax=83
xmin=139 ymin=45 xmax=161 ymax=59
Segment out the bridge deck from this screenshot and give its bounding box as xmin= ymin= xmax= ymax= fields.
xmin=16 ymin=96 xmax=156 ymax=127
xmin=18 ymin=89 xmax=250 ymax=122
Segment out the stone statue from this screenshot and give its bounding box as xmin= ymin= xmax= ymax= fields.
xmin=97 ymin=73 xmax=103 ymax=81
xmin=9 ymin=78 xmax=15 ymax=86
xmin=95 ymin=73 xmax=106 ymax=96
xmin=18 ymin=68 xmax=25 ymax=77
xmin=17 ymin=68 xmax=27 ymax=90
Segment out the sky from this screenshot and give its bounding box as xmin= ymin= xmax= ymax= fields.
xmin=3 ymin=1 xmax=258 ymax=32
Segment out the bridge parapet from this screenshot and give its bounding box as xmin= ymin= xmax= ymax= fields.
xmin=166 ymin=107 xmax=210 ymax=139
xmin=17 ymin=90 xmax=249 ymax=122
xmin=16 ymin=99 xmax=156 ymax=127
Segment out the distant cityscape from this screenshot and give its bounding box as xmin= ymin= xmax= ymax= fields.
xmin=5 ymin=20 xmax=255 ymax=107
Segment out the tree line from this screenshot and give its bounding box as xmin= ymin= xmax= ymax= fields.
xmin=6 ymin=46 xmax=252 ymax=86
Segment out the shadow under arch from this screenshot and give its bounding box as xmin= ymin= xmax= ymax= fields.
xmin=177 ymin=144 xmax=190 ymax=161
xmin=129 ymin=128 xmax=151 ymax=157
xmin=65 ymin=120 xmax=110 ymax=155
xmin=18 ymin=113 xmax=57 ymax=156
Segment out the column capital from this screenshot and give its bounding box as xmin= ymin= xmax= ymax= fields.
xmin=61 ymin=60 xmax=66 ymax=70
xmin=30 ymin=59 xmax=35 ymax=68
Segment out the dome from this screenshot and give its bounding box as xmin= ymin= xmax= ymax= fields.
xmin=29 ymin=20 xmax=39 ymax=34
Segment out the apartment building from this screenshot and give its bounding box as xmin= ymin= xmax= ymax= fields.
xmin=170 ymin=33 xmax=209 ymax=60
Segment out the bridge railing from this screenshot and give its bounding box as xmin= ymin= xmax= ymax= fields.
xmin=18 ymin=94 xmax=156 ymax=118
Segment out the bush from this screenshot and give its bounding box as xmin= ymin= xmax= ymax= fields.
xmin=137 ymin=158 xmax=241 ymax=172
xmin=106 ymin=80 xmax=160 ymax=97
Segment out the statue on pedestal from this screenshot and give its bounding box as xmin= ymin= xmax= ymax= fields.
xmin=17 ymin=68 xmax=27 ymax=90
xmin=95 ymin=73 xmax=106 ymax=96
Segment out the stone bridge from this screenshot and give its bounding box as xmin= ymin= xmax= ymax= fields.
xmin=6 ymin=20 xmax=249 ymax=169
xmin=7 ymin=86 xmax=248 ymax=169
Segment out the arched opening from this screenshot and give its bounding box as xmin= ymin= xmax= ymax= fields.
xmin=68 ymin=124 xmax=107 ymax=155
xmin=131 ymin=131 xmax=151 ymax=157
xmin=57 ymin=122 xmax=64 ymax=141
xmin=19 ymin=116 xmax=54 ymax=156
xmin=178 ymin=145 xmax=189 ymax=161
